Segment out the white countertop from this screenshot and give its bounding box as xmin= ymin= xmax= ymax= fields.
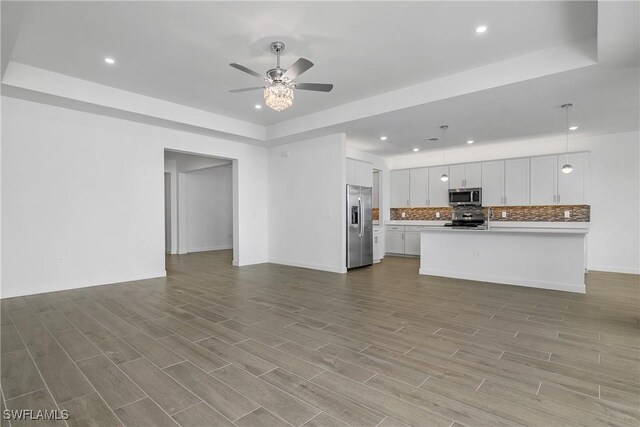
xmin=385 ymin=220 xmax=448 ymax=226
xmin=385 ymin=220 xmax=589 ymax=234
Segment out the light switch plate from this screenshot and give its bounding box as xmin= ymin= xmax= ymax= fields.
xmin=401 ymin=212 xmax=406 ymax=218
xmin=501 ymin=211 xmax=507 ymax=218
xmin=564 ymin=210 xmax=571 ymax=218
xmin=435 ymin=212 xmax=440 ymax=218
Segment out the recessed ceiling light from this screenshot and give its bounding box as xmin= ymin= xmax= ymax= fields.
xmin=412 ymin=148 xmax=420 ymax=152
xmin=467 ymin=140 xmax=475 ymax=144
xmin=569 ymin=126 xmax=578 ymax=131
xmin=254 ymin=104 xmax=262 ymax=110
xmin=104 ymin=57 xmax=115 ymax=64
xmin=476 ymin=25 xmax=488 ymax=34
xmin=379 ymin=136 xmax=388 ymax=141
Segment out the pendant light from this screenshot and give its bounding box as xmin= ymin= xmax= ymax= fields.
xmin=561 ymin=103 xmax=573 ymax=174
xmin=440 ymin=125 xmax=449 ymax=182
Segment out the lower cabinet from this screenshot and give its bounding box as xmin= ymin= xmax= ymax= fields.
xmin=386 ymin=230 xmax=405 ymax=254
xmin=404 ymin=232 xmax=421 ymax=255
xmin=373 ymin=226 xmax=383 ymax=261
xmin=385 ymin=225 xmax=426 ymax=256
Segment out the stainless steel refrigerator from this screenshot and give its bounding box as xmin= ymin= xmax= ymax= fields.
xmin=346 ymin=185 xmax=373 ymax=269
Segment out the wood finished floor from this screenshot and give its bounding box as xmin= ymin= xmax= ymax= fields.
xmin=1 ymin=250 xmax=639 ymax=427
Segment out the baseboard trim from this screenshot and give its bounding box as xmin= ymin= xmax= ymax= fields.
xmin=269 ymin=258 xmax=347 ymax=274
xmin=188 ymin=245 xmax=233 ymax=253
xmin=418 ymin=268 xmax=585 ymax=294
xmin=1 ymin=270 xmax=167 ymax=299
xmin=588 ymin=265 xmax=640 ymax=275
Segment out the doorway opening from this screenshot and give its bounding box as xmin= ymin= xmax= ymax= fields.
xmin=164 ymin=150 xmax=235 ymax=267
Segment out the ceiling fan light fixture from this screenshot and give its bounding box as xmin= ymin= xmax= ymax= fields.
xmin=264 ymin=82 xmax=294 ymax=111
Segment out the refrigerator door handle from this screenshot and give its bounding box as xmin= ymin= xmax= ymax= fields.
xmin=358 ymin=198 xmax=363 ymax=237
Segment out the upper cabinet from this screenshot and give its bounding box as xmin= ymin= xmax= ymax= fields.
xmin=428 ymin=166 xmax=450 ymax=207
xmin=347 ymin=158 xmax=373 ymax=187
xmin=504 ymin=158 xmax=530 ymax=206
xmin=389 ymin=152 xmax=588 ymax=209
xmin=557 ymin=152 xmax=587 ymax=205
xmin=449 ymin=163 xmax=481 ymax=189
xmin=409 ymin=168 xmax=429 ymax=207
xmin=530 ymin=154 xmax=586 ymax=205
xmin=390 ymin=169 xmax=410 ymax=208
xmin=530 ymin=155 xmax=558 ymax=205
xmin=481 ymin=160 xmax=505 ymax=206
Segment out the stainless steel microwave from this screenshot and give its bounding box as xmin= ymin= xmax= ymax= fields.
xmin=448 ymin=188 xmax=482 ymax=206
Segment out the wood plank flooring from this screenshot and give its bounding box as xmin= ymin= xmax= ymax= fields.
xmin=1 ymin=250 xmax=638 ymax=426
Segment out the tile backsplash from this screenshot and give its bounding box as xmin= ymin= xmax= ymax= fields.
xmin=390 ymin=205 xmax=590 ymax=222
xmin=372 ymin=208 xmax=379 ymax=221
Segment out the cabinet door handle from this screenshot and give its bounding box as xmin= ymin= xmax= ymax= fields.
xmin=553 ymin=195 xmax=557 ymax=203
xmin=557 ymin=194 xmax=560 ymax=204
xmin=407 ymin=199 xmax=409 ymax=206
xmin=504 ymin=196 xmax=507 ymax=205
xmin=426 ymin=199 xmax=428 ymax=206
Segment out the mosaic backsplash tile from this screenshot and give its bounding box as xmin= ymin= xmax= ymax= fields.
xmin=390 ymin=205 xmax=590 ymax=222
xmin=373 ymin=208 xmax=379 ymax=221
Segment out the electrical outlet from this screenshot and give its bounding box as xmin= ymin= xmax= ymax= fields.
xmin=501 ymin=211 xmax=507 ymax=218
xmin=564 ymin=210 xmax=571 ymax=218
xmin=435 ymin=212 xmax=440 ymax=218
xmin=401 ymin=212 xmax=406 ymax=218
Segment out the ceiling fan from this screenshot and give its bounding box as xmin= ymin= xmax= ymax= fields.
xmin=229 ymin=41 xmax=333 ymax=111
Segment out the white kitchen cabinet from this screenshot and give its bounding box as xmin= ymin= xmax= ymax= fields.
xmin=448 ymin=163 xmax=481 ymax=189
xmin=557 ymin=152 xmax=587 ymax=205
xmin=373 ymin=226 xmax=383 ymax=261
xmin=346 ymin=159 xmax=357 ymax=186
xmin=504 ymin=158 xmax=530 ymax=206
xmin=481 ymin=160 xmax=505 ymax=206
xmin=448 ymin=164 xmax=465 ymax=189
xmin=404 ymin=232 xmax=421 ymax=255
xmin=356 ymin=160 xmax=373 ymax=188
xmin=465 ymin=163 xmax=482 ymax=188
xmin=428 ymin=166 xmax=450 ymax=207
xmin=409 ymin=168 xmax=429 ymax=207
xmin=386 ymin=230 xmax=405 ymax=254
xmin=347 ymin=159 xmax=373 ymax=187
xmin=530 ymin=155 xmax=558 ymax=205
xmin=390 ymin=170 xmax=410 ymax=208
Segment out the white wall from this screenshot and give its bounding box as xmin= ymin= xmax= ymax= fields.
xmin=186 ymin=165 xmax=233 ymax=252
xmin=388 ymin=131 xmax=640 ymax=274
xmin=1 ymin=96 xmax=268 ymax=298
xmin=268 ymin=133 xmax=347 ymax=273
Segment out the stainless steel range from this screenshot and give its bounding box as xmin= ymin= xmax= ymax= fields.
xmin=444 ymin=207 xmax=487 ymax=229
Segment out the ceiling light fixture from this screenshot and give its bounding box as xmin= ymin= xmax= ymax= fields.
xmin=254 ymin=104 xmax=262 ymax=110
xmin=264 ymin=82 xmax=294 ymax=112
xmin=379 ymin=136 xmax=388 ymax=141
xmin=569 ymin=126 xmax=578 ymax=131
xmin=476 ymin=25 xmax=488 ymax=33
xmin=104 ymin=57 xmax=115 ymax=64
xmin=467 ymin=140 xmax=474 ymax=144
xmin=229 ymin=41 xmax=333 ymax=112
xmin=413 ymin=148 xmax=420 ymax=152
xmin=440 ymin=125 xmax=449 ymax=182
xmin=561 ymin=103 xmax=574 ymax=174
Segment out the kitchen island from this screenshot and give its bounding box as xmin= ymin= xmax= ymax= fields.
xmin=419 ymin=224 xmax=588 ymax=293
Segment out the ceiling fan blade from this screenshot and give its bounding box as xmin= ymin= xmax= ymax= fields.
xmin=283 ymin=58 xmax=314 ymax=80
xmin=294 ymin=83 xmax=334 ymax=92
xmin=229 ymin=63 xmax=264 ymax=79
xmin=229 ymin=87 xmax=264 ymax=93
